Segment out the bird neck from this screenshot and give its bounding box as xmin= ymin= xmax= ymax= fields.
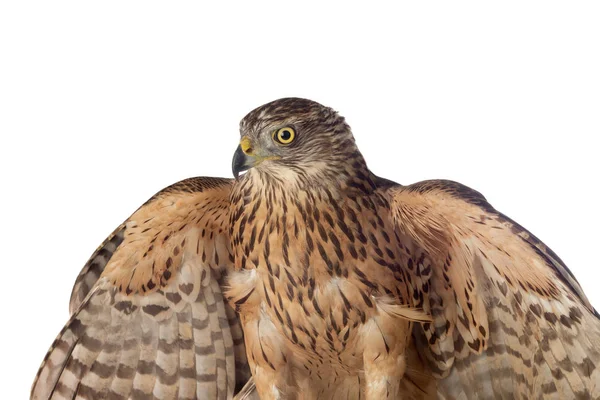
xmin=242 ymin=151 xmax=377 ymax=198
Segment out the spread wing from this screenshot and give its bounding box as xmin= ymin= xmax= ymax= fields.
xmin=384 ymin=179 xmax=600 ymax=399
xmin=32 ymin=177 xmax=251 ymax=400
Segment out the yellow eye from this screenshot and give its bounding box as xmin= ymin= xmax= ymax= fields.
xmin=274 ymin=127 xmax=296 ymax=145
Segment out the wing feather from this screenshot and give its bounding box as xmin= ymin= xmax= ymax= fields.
xmin=68 ymin=226 xmax=125 ymax=314
xmin=384 ymin=179 xmax=600 ymax=399
xmin=32 ymin=177 xmax=251 ymax=400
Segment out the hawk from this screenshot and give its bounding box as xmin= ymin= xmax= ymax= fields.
xmin=32 ymin=98 xmax=600 ymax=399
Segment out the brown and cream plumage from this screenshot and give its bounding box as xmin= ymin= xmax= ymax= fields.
xmin=32 ymin=98 xmax=600 ymax=399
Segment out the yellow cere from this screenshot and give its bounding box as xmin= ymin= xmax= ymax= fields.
xmin=240 ymin=136 xmax=253 ymax=155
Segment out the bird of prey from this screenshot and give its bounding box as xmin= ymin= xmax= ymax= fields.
xmin=32 ymin=98 xmax=600 ymax=400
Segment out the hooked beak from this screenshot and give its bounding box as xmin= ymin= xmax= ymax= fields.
xmin=232 ymin=136 xmax=281 ymax=179
xmin=232 ymin=136 xmax=255 ymax=179
xmin=232 ymin=146 xmax=253 ymax=179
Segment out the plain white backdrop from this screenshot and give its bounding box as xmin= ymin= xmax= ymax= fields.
xmin=1 ymin=1 xmax=599 ymax=397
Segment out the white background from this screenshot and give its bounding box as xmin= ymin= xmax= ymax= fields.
xmin=1 ymin=1 xmax=599 ymax=397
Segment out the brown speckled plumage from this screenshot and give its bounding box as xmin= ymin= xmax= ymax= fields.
xmin=33 ymin=98 xmax=600 ymax=399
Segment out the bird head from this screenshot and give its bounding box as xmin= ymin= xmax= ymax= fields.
xmin=232 ymin=98 xmax=366 ymax=187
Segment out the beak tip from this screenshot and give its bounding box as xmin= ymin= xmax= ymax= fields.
xmin=232 ymin=144 xmax=249 ymax=179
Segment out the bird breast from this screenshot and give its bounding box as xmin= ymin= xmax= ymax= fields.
xmin=228 ymin=181 xmax=415 ymax=370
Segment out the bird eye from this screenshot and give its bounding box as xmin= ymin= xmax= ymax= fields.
xmin=273 ymin=127 xmax=296 ymax=145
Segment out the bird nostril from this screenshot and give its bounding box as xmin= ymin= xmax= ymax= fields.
xmin=240 ymin=136 xmax=253 ymax=155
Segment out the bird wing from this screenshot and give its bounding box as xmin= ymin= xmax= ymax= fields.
xmin=68 ymin=224 xmax=125 ymax=315
xmin=383 ymin=179 xmax=600 ymax=399
xmin=31 ymin=177 xmax=251 ymax=400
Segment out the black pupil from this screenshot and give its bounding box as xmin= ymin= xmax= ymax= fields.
xmin=280 ymin=130 xmax=291 ymax=141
